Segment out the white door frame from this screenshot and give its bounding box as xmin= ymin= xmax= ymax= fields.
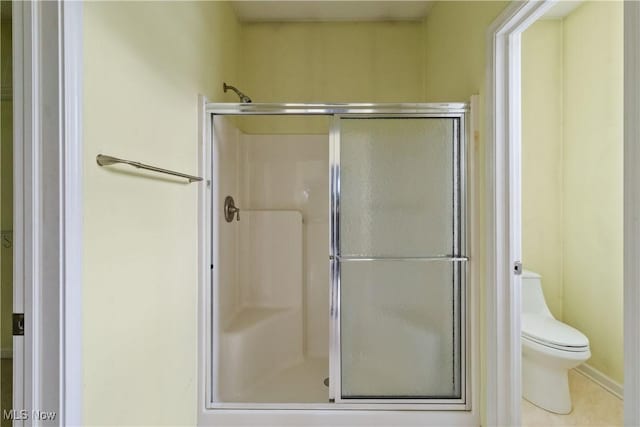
xmin=486 ymin=1 xmax=639 ymax=425
xmin=12 ymin=1 xmax=83 ymax=424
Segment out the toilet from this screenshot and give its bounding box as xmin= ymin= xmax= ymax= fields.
xmin=521 ymin=270 xmax=590 ymax=414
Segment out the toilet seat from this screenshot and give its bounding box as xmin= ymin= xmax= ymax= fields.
xmin=522 ymin=334 xmax=590 ymax=354
xmin=522 ymin=313 xmax=589 ymax=352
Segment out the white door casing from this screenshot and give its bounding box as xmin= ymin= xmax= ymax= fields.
xmin=12 ymin=1 xmax=83 ymax=425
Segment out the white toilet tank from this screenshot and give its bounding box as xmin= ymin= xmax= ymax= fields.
xmin=521 ymin=270 xmax=553 ymax=316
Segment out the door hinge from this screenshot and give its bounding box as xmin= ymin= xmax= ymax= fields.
xmin=514 ymin=261 xmax=523 ymax=276
xmin=13 ymin=313 xmax=24 ymax=336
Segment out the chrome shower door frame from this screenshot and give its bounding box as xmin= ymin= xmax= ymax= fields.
xmin=329 ymin=112 xmax=469 ymax=409
xmin=205 ymin=103 xmax=470 ymax=412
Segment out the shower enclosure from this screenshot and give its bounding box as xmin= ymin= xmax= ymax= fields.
xmin=203 ymin=103 xmax=469 ymax=410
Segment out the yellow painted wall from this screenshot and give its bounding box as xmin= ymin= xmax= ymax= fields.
xmin=522 ymin=2 xmax=623 ymax=384
xmin=423 ymin=1 xmax=507 ymax=102
xmin=83 ymin=1 xmax=239 ymax=424
xmin=522 ymin=21 xmax=564 ymax=320
xmin=562 ymin=1 xmax=623 ymax=383
xmin=238 ymin=21 xmax=426 ymax=134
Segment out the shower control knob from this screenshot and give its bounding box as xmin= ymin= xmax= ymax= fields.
xmin=224 ymin=196 xmax=240 ymax=222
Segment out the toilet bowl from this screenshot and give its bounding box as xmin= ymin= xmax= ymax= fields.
xmin=521 ymin=270 xmax=590 ymax=414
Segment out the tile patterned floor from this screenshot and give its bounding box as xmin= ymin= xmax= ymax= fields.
xmin=522 ymin=369 xmax=623 ymax=426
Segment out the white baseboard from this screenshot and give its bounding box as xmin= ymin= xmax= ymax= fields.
xmin=574 ymin=363 xmax=623 ymax=399
xmin=0 ymin=348 xmax=12 ymax=359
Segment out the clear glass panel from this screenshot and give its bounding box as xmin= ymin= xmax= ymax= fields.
xmin=339 ymin=118 xmax=456 ymax=257
xmin=340 ymin=260 xmax=461 ymax=399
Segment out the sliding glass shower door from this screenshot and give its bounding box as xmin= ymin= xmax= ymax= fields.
xmin=330 ymin=116 xmax=467 ymax=405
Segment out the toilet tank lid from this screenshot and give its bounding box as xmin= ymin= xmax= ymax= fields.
xmin=522 ymin=313 xmax=589 ymax=348
xmin=522 ymin=270 xmax=541 ymax=279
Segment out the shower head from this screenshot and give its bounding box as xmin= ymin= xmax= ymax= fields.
xmin=223 ymin=82 xmax=252 ymax=103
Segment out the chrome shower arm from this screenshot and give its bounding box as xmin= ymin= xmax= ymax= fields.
xmin=223 ymin=82 xmax=252 ymax=103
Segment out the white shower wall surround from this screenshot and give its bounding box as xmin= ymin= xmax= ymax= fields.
xmin=213 ymin=116 xmax=330 ymax=402
xmin=221 ymin=210 xmax=304 ymax=400
xmin=240 ymin=132 xmax=330 ymax=358
xmin=214 ymin=119 xmax=327 ymax=326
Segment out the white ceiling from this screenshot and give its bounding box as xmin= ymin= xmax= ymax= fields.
xmin=231 ymin=1 xmax=434 ymax=22
xmin=542 ymin=1 xmax=583 ymax=19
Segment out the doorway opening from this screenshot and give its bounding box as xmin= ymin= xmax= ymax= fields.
xmin=520 ymin=2 xmax=623 ymax=424
xmin=486 ymin=0 xmax=632 ymax=425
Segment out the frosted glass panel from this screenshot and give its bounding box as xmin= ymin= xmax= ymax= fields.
xmin=340 ymin=260 xmax=461 ymax=398
xmin=339 ymin=118 xmax=456 ymax=257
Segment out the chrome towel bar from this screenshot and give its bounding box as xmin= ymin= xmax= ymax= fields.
xmin=96 ymin=154 xmax=203 ymax=183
